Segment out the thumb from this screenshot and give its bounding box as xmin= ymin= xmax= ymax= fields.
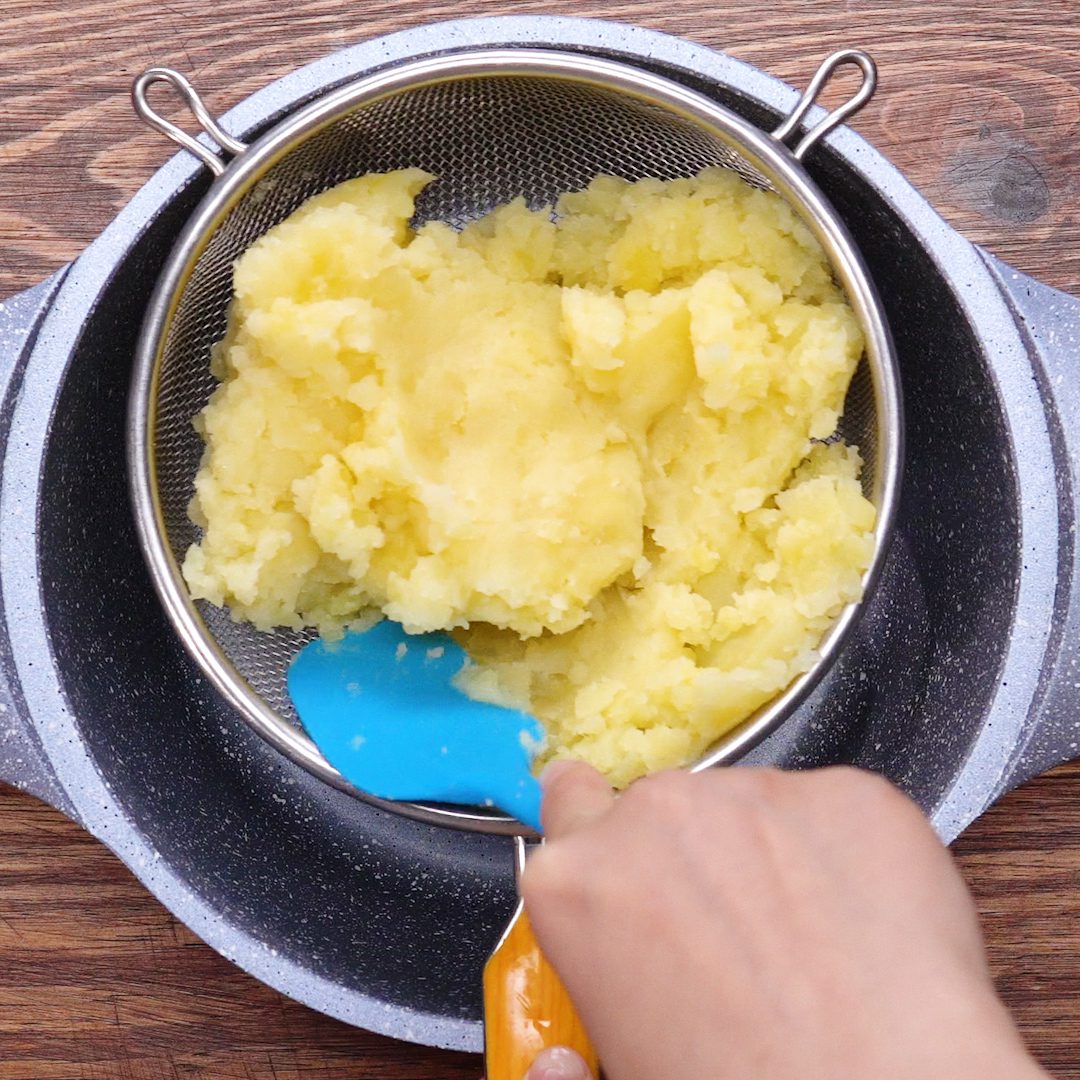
xmin=522 ymin=1045 xmax=594 ymax=1080
xmin=539 ymin=760 xmax=614 ymax=839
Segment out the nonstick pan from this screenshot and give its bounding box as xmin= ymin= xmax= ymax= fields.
xmin=1 ymin=16 xmax=1079 ymax=1054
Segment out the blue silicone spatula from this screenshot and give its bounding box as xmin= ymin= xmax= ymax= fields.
xmin=287 ymin=620 xmax=545 ymax=829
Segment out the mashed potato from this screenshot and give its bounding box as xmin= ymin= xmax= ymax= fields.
xmin=184 ymin=167 xmax=875 ymax=786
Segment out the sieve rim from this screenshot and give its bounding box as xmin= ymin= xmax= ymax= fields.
xmin=128 ymin=47 xmax=903 ymax=836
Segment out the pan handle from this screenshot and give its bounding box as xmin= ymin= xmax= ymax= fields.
xmin=483 ymin=836 xmax=598 ymax=1080
xmin=0 ymin=273 xmax=79 ymax=820
xmin=980 ymin=251 xmax=1080 ymax=795
xmin=0 ymin=662 xmax=77 ymax=820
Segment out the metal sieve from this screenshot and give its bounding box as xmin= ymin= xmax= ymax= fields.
xmin=128 ymin=47 xmax=902 ymax=836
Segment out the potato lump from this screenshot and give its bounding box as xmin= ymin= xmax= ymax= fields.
xmin=183 ymin=168 xmax=875 ymax=786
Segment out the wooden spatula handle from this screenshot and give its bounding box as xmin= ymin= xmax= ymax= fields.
xmin=483 ymin=900 xmax=598 ymax=1080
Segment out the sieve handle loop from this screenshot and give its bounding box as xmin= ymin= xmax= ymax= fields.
xmin=132 ymin=68 xmax=248 ymax=177
xmin=772 ymin=49 xmax=877 ymax=161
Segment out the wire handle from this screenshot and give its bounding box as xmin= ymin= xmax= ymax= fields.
xmin=772 ymin=49 xmax=877 ymax=160
xmin=132 ymin=68 xmax=248 ymax=176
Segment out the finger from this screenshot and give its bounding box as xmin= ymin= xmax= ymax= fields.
xmin=540 ymin=760 xmax=614 ymax=839
xmin=523 ymin=1045 xmax=594 ymax=1080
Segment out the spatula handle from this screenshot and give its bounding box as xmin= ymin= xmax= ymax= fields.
xmin=483 ymin=900 xmax=598 ymax=1080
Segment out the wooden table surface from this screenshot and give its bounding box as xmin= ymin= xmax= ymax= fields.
xmin=3 ymin=0 xmax=1080 ymax=1076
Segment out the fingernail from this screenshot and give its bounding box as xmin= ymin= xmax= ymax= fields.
xmin=539 ymin=759 xmax=577 ymax=790
xmin=524 ymin=1045 xmax=593 ymax=1080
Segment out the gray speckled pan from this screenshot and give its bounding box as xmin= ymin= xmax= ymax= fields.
xmin=1 ymin=15 xmax=1079 ymax=1054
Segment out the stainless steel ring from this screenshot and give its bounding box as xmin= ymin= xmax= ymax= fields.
xmin=128 ymin=46 xmax=902 ymax=835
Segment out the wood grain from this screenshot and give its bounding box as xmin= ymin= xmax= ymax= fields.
xmin=3 ymin=0 xmax=1080 ymax=1076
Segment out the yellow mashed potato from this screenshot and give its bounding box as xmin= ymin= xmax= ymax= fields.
xmin=184 ymin=167 xmax=875 ymax=787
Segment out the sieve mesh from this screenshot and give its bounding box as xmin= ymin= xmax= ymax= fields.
xmin=151 ymin=73 xmax=878 ymax=731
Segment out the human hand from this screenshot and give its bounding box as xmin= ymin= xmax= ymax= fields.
xmin=520 ymin=763 xmax=1048 ymax=1080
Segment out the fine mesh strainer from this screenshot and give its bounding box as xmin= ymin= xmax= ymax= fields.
xmin=128 ymin=47 xmax=902 ymax=836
